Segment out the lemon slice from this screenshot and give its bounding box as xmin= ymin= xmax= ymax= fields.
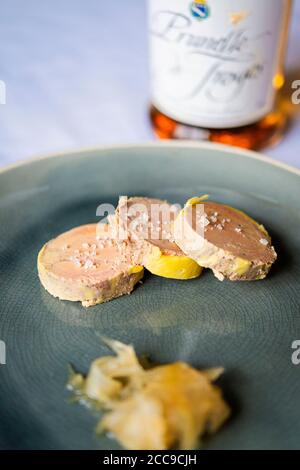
xmin=144 ymin=248 xmax=202 ymax=280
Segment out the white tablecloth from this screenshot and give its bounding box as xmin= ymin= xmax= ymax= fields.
xmin=0 ymin=0 xmax=299 ymax=168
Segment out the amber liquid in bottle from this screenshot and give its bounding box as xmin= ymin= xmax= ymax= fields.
xmin=149 ymin=1 xmax=292 ymax=151
xmin=150 ymin=97 xmax=286 ymax=151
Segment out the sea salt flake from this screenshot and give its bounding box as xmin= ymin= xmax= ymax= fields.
xmin=198 ymin=215 xmax=210 ymax=227
xmin=84 ymin=259 xmax=94 ymax=269
xmin=260 ymin=238 xmax=269 ymax=246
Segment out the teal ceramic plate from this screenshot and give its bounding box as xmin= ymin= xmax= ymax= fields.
xmin=0 ymin=142 xmax=300 ymax=450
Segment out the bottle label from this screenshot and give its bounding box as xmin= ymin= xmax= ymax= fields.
xmin=149 ymin=0 xmax=287 ymax=128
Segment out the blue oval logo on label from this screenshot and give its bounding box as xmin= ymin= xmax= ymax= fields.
xmin=190 ymin=1 xmax=210 ymax=20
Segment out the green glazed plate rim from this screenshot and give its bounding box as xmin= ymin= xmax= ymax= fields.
xmin=1 ymin=141 xmax=300 ymax=177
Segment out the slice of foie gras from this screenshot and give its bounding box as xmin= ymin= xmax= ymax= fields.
xmin=111 ymin=196 xmax=202 ymax=280
xmin=37 ymin=223 xmax=144 ymax=307
xmin=174 ymin=197 xmax=277 ymax=281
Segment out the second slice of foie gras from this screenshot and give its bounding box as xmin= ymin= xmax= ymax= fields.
xmin=110 ymin=196 xmax=203 ymax=280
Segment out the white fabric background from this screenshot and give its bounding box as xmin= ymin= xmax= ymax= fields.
xmin=0 ymin=0 xmax=299 ymax=167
